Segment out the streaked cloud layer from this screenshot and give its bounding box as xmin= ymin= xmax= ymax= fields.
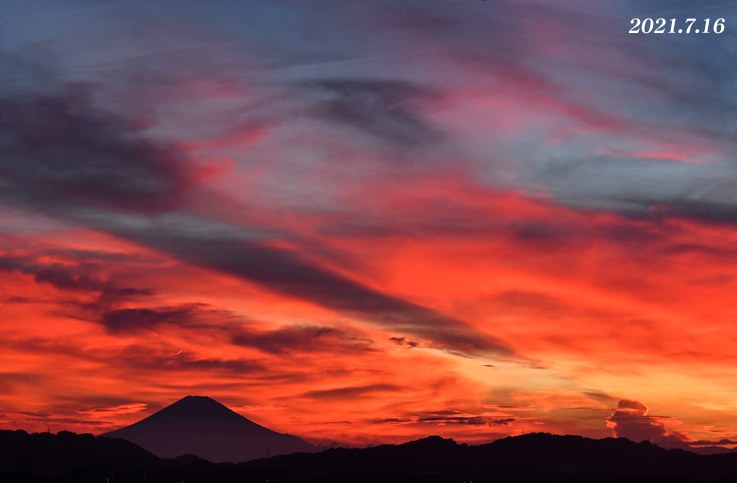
xmin=2 ymin=0 xmax=737 ymax=451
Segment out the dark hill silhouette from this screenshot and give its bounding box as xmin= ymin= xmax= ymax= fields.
xmin=0 ymin=429 xmax=212 ymax=480
xmin=5 ymin=428 xmax=737 ymax=482
xmin=99 ymin=395 xmax=316 ymax=463
xmin=234 ymin=433 xmax=737 ymax=482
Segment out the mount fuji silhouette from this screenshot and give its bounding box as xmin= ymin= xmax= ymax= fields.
xmin=99 ymin=395 xmax=316 ymax=463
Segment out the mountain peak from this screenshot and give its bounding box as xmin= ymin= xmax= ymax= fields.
xmin=167 ymin=395 xmax=237 ymax=411
xmin=100 ymin=396 xmax=316 ymax=462
xmin=129 ymin=395 xmax=251 ymax=426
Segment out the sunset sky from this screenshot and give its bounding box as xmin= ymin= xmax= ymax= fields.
xmin=2 ymin=0 xmax=737 ymax=451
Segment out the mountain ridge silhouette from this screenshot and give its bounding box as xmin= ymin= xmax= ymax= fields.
xmin=239 ymin=433 xmax=737 ymax=482
xmin=2 ymin=429 xmax=737 ymax=482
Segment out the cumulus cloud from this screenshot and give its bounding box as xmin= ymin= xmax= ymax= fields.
xmin=607 ymin=400 xmax=737 ymax=453
xmin=607 ymin=399 xmax=687 ymax=445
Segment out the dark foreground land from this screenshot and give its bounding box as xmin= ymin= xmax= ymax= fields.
xmin=1 ymin=430 xmax=736 ymax=483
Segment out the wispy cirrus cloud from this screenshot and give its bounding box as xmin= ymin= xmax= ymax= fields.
xmin=79 ymin=403 xmax=148 ymax=418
